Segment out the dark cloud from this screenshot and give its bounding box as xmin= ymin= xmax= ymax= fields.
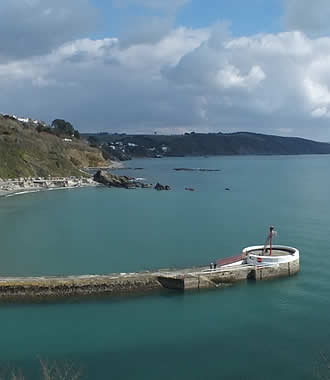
xmin=119 ymin=16 xmax=174 ymax=47
xmin=114 ymin=0 xmax=189 ymax=47
xmin=0 ymin=0 xmax=98 ymax=61
xmin=284 ymin=0 xmax=330 ymax=36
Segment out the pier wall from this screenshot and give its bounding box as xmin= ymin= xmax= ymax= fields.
xmin=253 ymin=259 xmax=300 ymax=281
xmin=0 ymin=273 xmax=163 ymax=299
xmin=0 ymin=258 xmax=300 ymax=300
xmin=159 ymin=259 xmax=299 ymax=291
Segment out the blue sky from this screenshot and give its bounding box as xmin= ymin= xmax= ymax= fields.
xmin=92 ymin=0 xmax=283 ymax=38
xmin=177 ymin=0 xmax=282 ymax=35
xmin=2 ymin=0 xmax=330 ymax=140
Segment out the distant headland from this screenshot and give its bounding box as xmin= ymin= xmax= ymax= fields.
xmin=83 ymin=131 xmax=330 ymax=161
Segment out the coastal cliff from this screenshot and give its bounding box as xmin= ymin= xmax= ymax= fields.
xmin=0 ymin=115 xmax=109 ymax=179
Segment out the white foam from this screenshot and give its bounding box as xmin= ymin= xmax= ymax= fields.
xmin=6 ymin=190 xmax=40 ymax=197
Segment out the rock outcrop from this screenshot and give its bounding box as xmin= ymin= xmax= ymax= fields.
xmin=94 ymin=170 xmax=132 ymax=188
xmin=93 ymin=170 xmax=152 ymax=189
xmin=154 ymin=183 xmax=171 ymax=191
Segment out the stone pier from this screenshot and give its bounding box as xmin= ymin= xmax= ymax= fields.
xmin=0 ymin=256 xmax=300 ymax=300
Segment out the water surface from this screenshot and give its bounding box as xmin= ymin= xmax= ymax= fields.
xmin=0 ymin=155 xmax=329 ymax=379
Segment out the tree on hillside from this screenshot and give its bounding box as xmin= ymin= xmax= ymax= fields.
xmin=88 ymin=136 xmax=99 ymax=147
xmin=51 ymin=119 xmax=74 ymax=137
xmin=51 ymin=119 xmax=80 ymax=139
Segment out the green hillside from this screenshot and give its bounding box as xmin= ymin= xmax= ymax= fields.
xmin=0 ymin=115 xmax=108 ymax=179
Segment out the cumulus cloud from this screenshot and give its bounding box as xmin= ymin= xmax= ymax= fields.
xmin=0 ymin=0 xmax=98 ymax=61
xmin=216 ymin=65 xmax=266 ymax=90
xmin=2 ymin=24 xmax=330 ymax=139
xmin=284 ymin=0 xmax=330 ymax=36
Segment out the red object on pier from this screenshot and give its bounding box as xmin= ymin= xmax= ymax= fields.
xmin=270 ymin=225 xmax=274 ymax=256
xmin=263 ymin=225 xmax=277 ymax=255
xmin=216 ymin=254 xmax=243 ymax=267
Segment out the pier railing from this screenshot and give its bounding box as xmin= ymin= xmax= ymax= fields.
xmin=216 ymin=254 xmax=243 ymax=267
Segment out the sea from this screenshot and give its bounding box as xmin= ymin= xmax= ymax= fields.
xmin=0 ymin=155 xmax=329 ymax=379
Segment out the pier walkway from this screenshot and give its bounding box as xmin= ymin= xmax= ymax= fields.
xmin=0 ymin=253 xmax=299 ymax=299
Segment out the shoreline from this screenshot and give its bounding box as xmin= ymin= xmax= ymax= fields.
xmin=0 ymin=161 xmax=125 ymax=198
xmin=83 ymin=161 xmax=124 ymax=171
xmin=0 ymin=177 xmax=101 ymax=199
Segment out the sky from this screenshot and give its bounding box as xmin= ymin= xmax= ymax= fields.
xmin=2 ymin=0 xmax=330 ymax=140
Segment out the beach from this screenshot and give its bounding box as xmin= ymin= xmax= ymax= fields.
xmin=0 ymin=176 xmax=100 ymax=198
xmin=0 ymin=161 xmax=125 ymax=197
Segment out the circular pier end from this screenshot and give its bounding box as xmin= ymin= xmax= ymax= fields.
xmin=242 ymin=245 xmax=300 ymax=279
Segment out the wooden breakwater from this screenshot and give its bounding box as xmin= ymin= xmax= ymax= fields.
xmin=0 ymin=258 xmax=299 ymax=300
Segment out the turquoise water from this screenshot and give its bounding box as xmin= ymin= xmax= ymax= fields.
xmin=0 ymin=155 xmax=329 ymax=379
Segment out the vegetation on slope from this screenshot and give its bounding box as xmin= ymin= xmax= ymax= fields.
xmin=37 ymin=119 xmax=81 ymax=139
xmin=84 ymin=131 xmax=330 ymax=160
xmin=0 ymin=115 xmax=108 ymax=179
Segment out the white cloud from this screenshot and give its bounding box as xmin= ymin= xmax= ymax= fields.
xmin=117 ymin=27 xmax=209 ymax=71
xmin=3 ymin=26 xmax=330 ymax=139
xmin=304 ymin=78 xmax=330 ymax=106
xmin=311 ymin=107 xmax=330 ymax=118
xmin=216 ymin=65 xmax=266 ymax=90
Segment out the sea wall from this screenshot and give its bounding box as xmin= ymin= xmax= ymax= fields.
xmin=0 ymin=258 xmax=300 ymax=300
xmin=180 ymin=267 xmax=254 ymax=290
xmin=0 ymin=273 xmax=163 ymax=299
xmin=252 ymin=259 xmax=300 ymax=281
xmin=158 ymin=258 xmax=299 ymax=291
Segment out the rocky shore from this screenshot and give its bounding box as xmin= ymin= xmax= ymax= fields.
xmin=93 ymin=170 xmax=174 ymax=191
xmin=0 ymin=169 xmax=171 ymax=197
xmin=93 ymin=170 xmax=152 ymax=189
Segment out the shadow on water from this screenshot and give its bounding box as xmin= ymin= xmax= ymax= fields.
xmin=0 ymin=288 xmax=186 ymax=307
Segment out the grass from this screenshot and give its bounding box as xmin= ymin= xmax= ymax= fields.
xmin=0 ymin=116 xmax=108 ymax=179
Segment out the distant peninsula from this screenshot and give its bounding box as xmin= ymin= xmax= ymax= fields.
xmin=84 ymin=131 xmax=330 ymax=161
